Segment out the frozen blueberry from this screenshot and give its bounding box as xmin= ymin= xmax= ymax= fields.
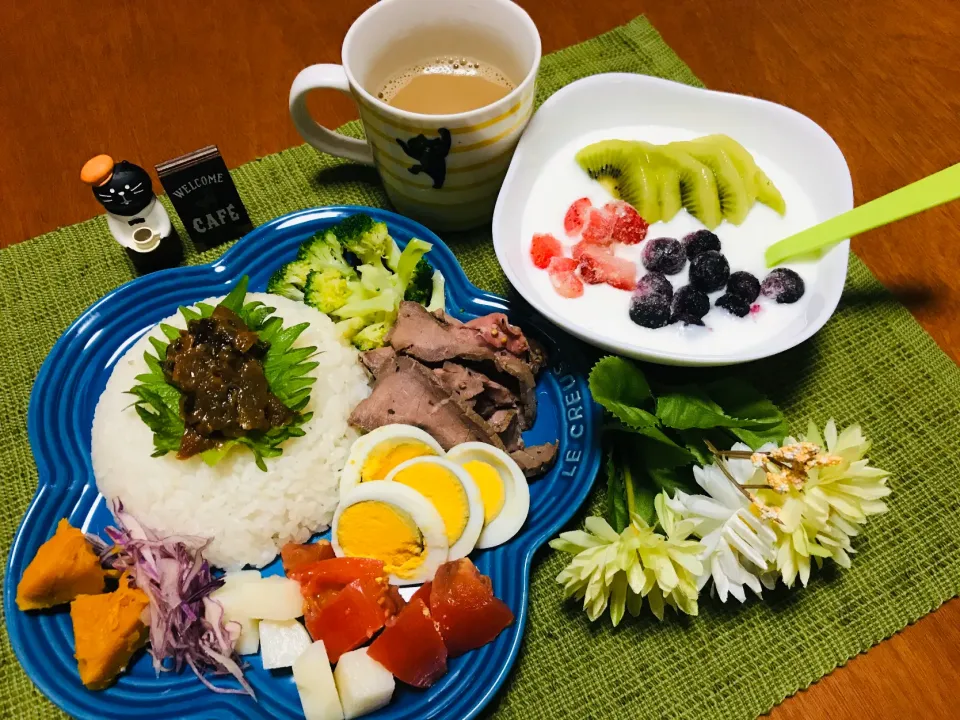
xmin=635 ymin=271 xmax=673 ymax=301
xmin=689 ymin=251 xmax=730 ymax=293
xmin=670 ymin=285 xmax=710 ymax=325
xmin=726 ymin=271 xmax=761 ymax=303
xmin=642 ymin=237 xmax=686 ymax=275
xmin=629 ymin=294 xmax=672 ymax=329
xmin=761 ymin=268 xmax=805 ymax=304
xmin=682 ymin=229 xmax=721 ymax=259
xmin=715 ymin=293 xmax=751 ymax=317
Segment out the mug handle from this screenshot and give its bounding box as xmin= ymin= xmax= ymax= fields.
xmin=289 ymin=64 xmax=375 ymax=165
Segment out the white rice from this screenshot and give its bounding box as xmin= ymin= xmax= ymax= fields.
xmin=91 ymin=294 xmax=371 ymax=570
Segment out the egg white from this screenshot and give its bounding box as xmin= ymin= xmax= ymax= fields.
xmin=385 ymin=456 xmax=485 ymax=561
xmin=339 ymin=425 xmax=445 ymax=500
xmin=332 ymin=482 xmax=449 ymax=586
xmin=446 ymin=443 xmax=530 ymax=549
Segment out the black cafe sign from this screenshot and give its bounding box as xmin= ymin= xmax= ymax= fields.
xmin=157 ymin=146 xmax=253 ymax=251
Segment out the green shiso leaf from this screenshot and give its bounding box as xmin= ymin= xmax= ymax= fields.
xmin=126 ymin=276 xmax=317 ymax=471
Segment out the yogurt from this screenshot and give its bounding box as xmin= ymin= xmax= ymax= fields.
xmin=521 ymin=126 xmax=823 ymax=358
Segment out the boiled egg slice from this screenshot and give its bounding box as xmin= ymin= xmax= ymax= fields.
xmin=340 ymin=425 xmax=444 ymax=499
xmin=332 ymin=482 xmax=448 ymax=585
xmin=385 ymin=457 xmax=484 ymax=561
xmin=446 ymin=443 xmax=530 ymax=549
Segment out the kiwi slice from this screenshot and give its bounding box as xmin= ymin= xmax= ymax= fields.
xmin=669 ymin=141 xmax=750 ymax=225
xmin=574 ymin=140 xmax=660 ymax=222
xmin=754 ymin=168 xmax=787 ymax=215
xmin=635 ymin=142 xmax=683 ymax=222
xmin=650 ymin=146 xmax=723 ymax=229
xmin=698 ymin=134 xmax=786 ymax=215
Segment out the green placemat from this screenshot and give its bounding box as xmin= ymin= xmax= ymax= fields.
xmin=3 ymin=15 xmax=959 ymax=720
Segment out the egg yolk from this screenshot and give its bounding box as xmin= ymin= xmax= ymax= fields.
xmin=392 ymin=464 xmax=468 ymax=545
xmin=462 ymin=460 xmax=505 ymax=525
xmin=336 ymin=501 xmax=425 ymax=578
xmin=360 ymin=441 xmax=436 ymax=482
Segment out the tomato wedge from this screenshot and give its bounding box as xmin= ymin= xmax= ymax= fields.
xmin=292 ymin=557 xmax=385 ymax=592
xmin=368 ymin=597 xmax=447 ymax=688
xmin=294 ymin=557 xmax=406 ymax=644
xmin=430 ymin=558 xmax=513 ymax=657
xmin=280 ymin=540 xmax=334 ymax=574
xmin=409 ymin=581 xmax=432 ymax=608
xmin=307 ymin=578 xmax=385 ymax=663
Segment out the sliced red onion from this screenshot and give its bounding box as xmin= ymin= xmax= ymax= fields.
xmin=98 ymin=501 xmax=254 ymax=698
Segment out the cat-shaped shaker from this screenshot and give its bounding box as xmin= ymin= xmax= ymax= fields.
xmin=81 ymin=154 xmax=183 ymax=274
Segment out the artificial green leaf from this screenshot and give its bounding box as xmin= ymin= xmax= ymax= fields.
xmin=605 ymin=447 xmax=629 ymax=532
xmin=589 ymin=357 xmax=654 ymax=430
xmin=159 ymin=323 xmax=181 ymax=341
xmin=703 ymin=378 xmax=785 ymax=429
xmin=733 ymin=423 xmax=789 ymax=449
xmin=196 ymin=302 xmax=217 ymax=317
xmin=645 ymin=464 xmax=696 ymax=495
xmin=655 ymin=390 xmax=740 ymax=429
xmin=626 ymin=461 xmax=657 ymax=526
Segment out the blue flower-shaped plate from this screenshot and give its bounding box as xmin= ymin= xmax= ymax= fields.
xmin=4 ymin=206 xmax=601 ymax=720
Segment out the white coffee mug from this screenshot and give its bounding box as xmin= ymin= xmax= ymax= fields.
xmin=289 ymin=0 xmax=541 ymax=232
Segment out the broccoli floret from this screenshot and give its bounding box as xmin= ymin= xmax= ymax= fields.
xmin=332 ymin=288 xmax=401 ymax=321
xmin=352 ymin=321 xmax=390 ymax=351
xmin=329 ymin=214 xmax=392 ymax=266
xmin=335 ymin=317 xmax=367 ymax=340
xmin=427 ymin=269 xmax=445 ymax=312
xmin=297 ymin=231 xmax=355 ymax=275
xmin=303 ymin=269 xmax=352 ymax=315
xmin=266 ymin=259 xmax=313 ymax=301
xmin=403 ymin=258 xmax=434 ymax=304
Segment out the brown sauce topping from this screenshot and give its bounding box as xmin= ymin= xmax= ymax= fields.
xmin=163 ymin=305 xmax=294 ymax=459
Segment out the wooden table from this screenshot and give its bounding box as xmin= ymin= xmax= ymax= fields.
xmin=1 ymin=1 xmax=958 ymax=717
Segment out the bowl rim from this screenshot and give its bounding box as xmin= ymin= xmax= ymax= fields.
xmin=492 ymin=72 xmax=853 ymax=367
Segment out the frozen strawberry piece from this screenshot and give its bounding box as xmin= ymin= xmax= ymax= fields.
xmin=563 ymin=197 xmax=592 ymax=237
xmin=430 ymin=559 xmax=514 ymax=657
xmin=605 ymin=201 xmax=649 ymax=245
xmin=547 ymin=257 xmax=577 ymax=274
xmin=572 ymin=241 xmax=612 ymax=262
xmin=581 ymin=207 xmax=615 ymax=245
xmin=549 ymin=271 xmax=584 ymax=299
xmin=368 ymin=597 xmax=448 ymax=688
xmin=529 ymin=233 xmax=562 ymax=269
xmin=546 ymin=257 xmax=583 ymax=299
xmin=578 ymin=246 xmax=637 ymax=291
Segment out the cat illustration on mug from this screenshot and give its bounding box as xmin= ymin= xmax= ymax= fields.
xmin=397 ymin=128 xmax=451 ymax=189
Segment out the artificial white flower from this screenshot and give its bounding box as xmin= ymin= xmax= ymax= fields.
xmin=669 ymin=443 xmax=778 ymax=603
xmin=550 ymin=495 xmax=703 ymax=625
xmin=755 ymin=420 xmax=891 ymax=588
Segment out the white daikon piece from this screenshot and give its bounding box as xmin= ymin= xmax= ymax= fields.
xmin=211 ymin=576 xmax=303 ymax=621
xmin=260 ymin=619 xmax=312 ymax=670
xmin=228 ymin=616 xmax=260 ymax=656
xmin=293 ymin=640 xmax=345 ymax=720
xmin=222 ymin=570 xmax=262 ymax=587
xmin=333 ymin=648 xmax=395 ymax=719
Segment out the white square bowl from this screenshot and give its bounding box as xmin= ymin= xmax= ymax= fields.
xmin=492 ymin=73 xmax=853 ymax=366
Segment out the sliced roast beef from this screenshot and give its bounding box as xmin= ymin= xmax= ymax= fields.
xmin=487 ymin=408 xmax=523 ymax=452
xmin=433 ymin=362 xmax=518 ymax=414
xmin=388 ymin=302 xmax=539 ymax=428
xmin=361 ymin=347 xmax=398 ymax=379
xmin=387 ymin=302 xmax=492 ymax=365
xmin=433 ymin=362 xmax=487 ymax=402
xmin=465 ymin=313 xmax=529 ymax=356
xmin=349 ymin=355 xmax=505 ymax=451
xmin=509 ymin=443 xmax=559 ymax=477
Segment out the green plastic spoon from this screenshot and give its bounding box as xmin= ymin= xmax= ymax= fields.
xmin=765 ymin=162 xmax=960 ymax=267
